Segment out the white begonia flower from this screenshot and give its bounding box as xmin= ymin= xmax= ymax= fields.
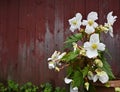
xmin=82 ymin=12 xmax=98 ymax=34
xmin=64 ymin=77 xmax=73 ymax=84
xmin=83 ymin=33 xmax=105 ymax=58
xmin=64 ymin=77 xmax=78 ymax=92
xmin=48 ymin=51 xmax=60 ymax=61
xmin=68 ymin=13 xmax=82 ymax=32
xmin=48 ymin=61 xmax=56 ymax=69
xmin=48 ymin=51 xmax=66 ymax=70
xmin=70 ymin=84 xmax=78 ymax=92
xmin=93 ymin=70 xmax=109 ymax=83
xmin=48 ymin=51 xmax=66 ymax=61
xmin=104 ymin=11 xmax=117 ymax=37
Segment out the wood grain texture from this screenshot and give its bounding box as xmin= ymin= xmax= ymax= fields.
xmin=0 ymin=0 xmax=120 ymax=87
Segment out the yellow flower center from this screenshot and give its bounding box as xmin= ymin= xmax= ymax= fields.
xmin=91 ymin=43 xmax=98 ymax=49
xmin=72 ymin=21 xmax=77 ymax=25
xmin=88 ymin=20 xmax=94 ymax=26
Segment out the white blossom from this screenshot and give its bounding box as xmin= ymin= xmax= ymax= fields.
xmin=48 ymin=51 xmax=66 ymax=61
xmin=82 ymin=12 xmax=98 ymax=34
xmin=93 ymin=70 xmax=109 ymax=83
xmin=104 ymin=11 xmax=117 ymax=37
xmin=69 ymin=13 xmax=82 ymax=32
xmin=84 ymin=33 xmax=105 ymax=58
xmin=64 ymin=77 xmax=73 ymax=84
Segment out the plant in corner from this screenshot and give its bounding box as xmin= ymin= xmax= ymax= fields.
xmin=47 ymin=11 xmax=117 ymax=92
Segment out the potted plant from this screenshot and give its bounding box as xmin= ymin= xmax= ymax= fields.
xmin=47 ymin=11 xmax=118 ymax=92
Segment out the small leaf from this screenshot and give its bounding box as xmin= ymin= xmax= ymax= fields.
xmin=62 ymin=51 xmax=79 ymax=62
xmin=65 ymin=33 xmax=83 ymax=44
xmin=100 ymin=54 xmax=115 ymax=79
xmin=82 ymin=67 xmax=89 ymax=78
xmin=67 ymin=66 xmax=74 ymax=77
xmin=72 ymin=71 xmax=84 ymax=87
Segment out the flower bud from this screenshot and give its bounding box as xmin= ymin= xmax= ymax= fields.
xmin=94 ymin=59 xmax=103 ymax=67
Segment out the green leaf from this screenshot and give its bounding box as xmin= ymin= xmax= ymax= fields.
xmin=82 ymin=67 xmax=89 ymax=78
xmin=65 ymin=33 xmax=83 ymax=44
xmin=67 ymin=66 xmax=74 ymax=77
xmin=62 ymin=51 xmax=79 ymax=62
xmin=101 ymin=56 xmax=115 ymax=80
xmin=88 ymin=83 xmax=96 ymax=92
xmin=72 ymin=71 xmax=84 ymax=87
xmin=54 ymin=87 xmax=66 ymax=92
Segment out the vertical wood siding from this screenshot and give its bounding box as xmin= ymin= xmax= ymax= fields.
xmin=0 ymin=0 xmax=120 ymax=86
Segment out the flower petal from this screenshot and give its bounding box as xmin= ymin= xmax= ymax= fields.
xmin=84 ymin=42 xmax=91 ymax=50
xmin=87 ymin=12 xmax=98 ymax=21
xmin=64 ymin=77 xmax=73 ymax=84
xmin=48 ymin=62 xmax=55 ymax=69
xmin=98 ymin=43 xmax=105 ymax=51
xmin=75 ymin=13 xmax=82 ymax=20
xmin=109 ymin=26 xmax=114 ymax=37
xmin=70 ymin=26 xmax=76 ymax=32
xmin=93 ymin=75 xmax=99 ymax=82
xmin=82 ymin=20 xmax=88 ymax=26
xmin=86 ymin=49 xmax=98 ymax=58
xmin=90 ymin=34 xmax=99 ymax=43
xmin=107 ymin=11 xmax=117 ymax=25
xmin=58 ymin=52 xmax=66 ymax=59
xmin=85 ymin=25 xmax=95 ymax=34
xmin=70 ymin=84 xmax=78 ymax=92
xmin=93 ymin=22 xmax=98 ymax=28
xmin=99 ymin=72 xmax=109 ymax=83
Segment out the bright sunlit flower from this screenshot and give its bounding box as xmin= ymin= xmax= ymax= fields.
xmin=82 ymin=12 xmax=98 ymax=34
xmin=93 ymin=69 xmax=109 ymax=83
xmin=69 ymin=13 xmax=82 ymax=32
xmin=104 ymin=11 xmax=117 ymax=37
xmin=84 ymin=33 xmax=105 ymax=58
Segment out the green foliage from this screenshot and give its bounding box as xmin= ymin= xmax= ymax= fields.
xmin=62 ymin=50 xmax=79 ymax=62
xmin=54 ymin=87 xmax=66 ymax=92
xmin=82 ymin=66 xmax=89 ymax=78
xmin=72 ymin=71 xmax=84 ymax=87
xmin=0 ymin=80 xmax=67 ymax=92
xmin=0 ymin=83 xmax=7 ymax=92
xmin=20 ymin=82 xmax=38 ymax=92
xmin=65 ymin=33 xmax=83 ymax=44
xmin=88 ymin=83 xmax=96 ymax=92
xmin=64 ymin=33 xmax=83 ymax=49
xmin=40 ymin=82 xmax=52 ymax=92
xmin=100 ymin=53 xmax=115 ymax=80
xmin=7 ymin=80 xmax=19 ymax=92
xmin=67 ymin=66 xmax=74 ymax=77
xmin=40 ymin=82 xmax=67 ymax=92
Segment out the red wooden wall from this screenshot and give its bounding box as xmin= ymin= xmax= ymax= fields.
xmin=0 ymin=0 xmax=120 ymax=87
